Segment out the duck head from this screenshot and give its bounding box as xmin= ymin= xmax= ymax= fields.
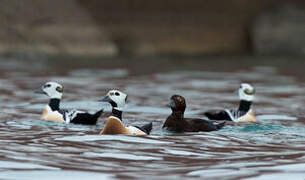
xmin=100 ymin=90 xmax=127 ymax=111
xmin=35 ymin=82 xmax=64 ymax=99
xmin=168 ymin=95 xmax=186 ymax=113
xmin=239 ymin=83 xmax=255 ymax=102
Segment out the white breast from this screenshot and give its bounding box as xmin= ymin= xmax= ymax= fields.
xmin=236 ymin=109 xmax=257 ymax=123
xmin=41 ymin=105 xmax=65 ymax=123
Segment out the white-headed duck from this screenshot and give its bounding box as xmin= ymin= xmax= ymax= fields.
xmin=35 ymin=82 xmax=103 ymax=125
xmin=99 ymin=90 xmax=152 ymax=135
xmin=204 ymin=83 xmax=257 ymax=123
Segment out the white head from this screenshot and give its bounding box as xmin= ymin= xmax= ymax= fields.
xmin=239 ymin=83 xmax=255 ymax=101
xmin=100 ymin=90 xmax=127 ymax=111
xmin=35 ymin=82 xmax=64 ymax=99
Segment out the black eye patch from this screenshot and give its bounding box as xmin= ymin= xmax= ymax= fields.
xmin=44 ymin=84 xmax=51 ymax=88
xmin=115 ymin=92 xmax=120 ymax=96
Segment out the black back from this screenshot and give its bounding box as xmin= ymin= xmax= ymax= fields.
xmin=204 ymin=110 xmax=233 ymax=121
xmin=70 ymin=109 xmax=103 ymax=125
xmin=204 ymin=100 xmax=252 ymax=121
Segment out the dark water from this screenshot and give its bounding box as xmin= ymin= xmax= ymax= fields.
xmin=0 ymin=56 xmax=305 ymax=180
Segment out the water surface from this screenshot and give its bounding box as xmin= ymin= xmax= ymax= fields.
xmin=0 ymin=56 xmax=304 ymax=180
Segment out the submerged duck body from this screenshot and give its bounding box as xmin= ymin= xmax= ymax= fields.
xmin=99 ymin=90 xmax=152 ymax=135
xmin=163 ymin=95 xmax=225 ymax=132
xmin=204 ymin=83 xmax=257 ymax=123
xmin=100 ymin=116 xmax=151 ymax=135
xmin=35 ymin=82 xmax=103 ymax=125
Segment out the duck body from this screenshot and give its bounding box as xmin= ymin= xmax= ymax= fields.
xmin=40 ymin=100 xmax=103 ymax=125
xmin=163 ymin=95 xmax=225 ymax=133
xmin=100 ymin=116 xmax=152 ymax=135
xmin=163 ymin=112 xmax=224 ymax=132
xmin=204 ymin=108 xmax=256 ymax=123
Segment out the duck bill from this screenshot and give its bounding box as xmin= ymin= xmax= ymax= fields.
xmin=99 ymin=96 xmax=112 ymax=102
xmin=34 ymin=88 xmax=46 ymax=95
xmin=167 ymin=99 xmax=176 ymax=109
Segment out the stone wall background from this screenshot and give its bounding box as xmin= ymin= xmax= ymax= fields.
xmin=0 ymin=0 xmax=304 ymax=57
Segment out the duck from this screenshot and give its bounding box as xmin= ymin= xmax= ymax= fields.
xmin=162 ymin=94 xmax=225 ymax=132
xmin=204 ymin=83 xmax=257 ymax=123
xmin=34 ymin=81 xmax=103 ymax=125
xmin=99 ymin=90 xmax=152 ymax=135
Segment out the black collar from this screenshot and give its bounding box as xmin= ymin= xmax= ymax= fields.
xmin=112 ymin=108 xmax=122 ymax=121
xmin=238 ymin=100 xmax=252 ymax=112
xmin=49 ymin=98 xmax=60 ymax=111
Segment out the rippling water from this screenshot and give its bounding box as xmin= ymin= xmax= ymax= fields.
xmin=0 ymin=56 xmax=305 ymax=180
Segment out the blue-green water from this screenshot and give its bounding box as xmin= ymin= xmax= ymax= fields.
xmin=0 ymin=57 xmax=304 ymax=179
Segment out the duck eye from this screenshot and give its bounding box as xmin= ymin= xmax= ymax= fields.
xmin=44 ymin=84 xmax=51 ymax=88
xmin=115 ymin=92 xmax=120 ymax=96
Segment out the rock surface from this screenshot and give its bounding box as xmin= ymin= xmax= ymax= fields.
xmin=252 ymin=5 xmax=305 ymax=55
xmin=0 ymin=0 xmax=304 ymax=57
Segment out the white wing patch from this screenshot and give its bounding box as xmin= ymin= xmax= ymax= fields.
xmin=224 ymin=109 xmax=235 ymax=121
xmin=225 ymin=109 xmax=248 ymax=122
xmin=225 ymin=109 xmax=256 ymax=123
xmin=64 ymin=109 xmax=84 ymax=123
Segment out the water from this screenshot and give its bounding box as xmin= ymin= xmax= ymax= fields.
xmin=0 ymin=56 xmax=305 ymax=179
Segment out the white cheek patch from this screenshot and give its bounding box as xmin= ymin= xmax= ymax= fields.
xmin=108 ymin=91 xmax=127 ymax=111
xmin=43 ymin=82 xmax=63 ymax=99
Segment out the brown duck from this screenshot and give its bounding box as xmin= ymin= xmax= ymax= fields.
xmin=163 ymin=95 xmax=225 ymax=132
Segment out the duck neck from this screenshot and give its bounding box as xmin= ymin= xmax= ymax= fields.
xmin=172 ymin=110 xmax=184 ymax=119
xmin=49 ymin=98 xmax=60 ymax=111
xmin=238 ymin=100 xmax=252 ymax=112
xmin=112 ymin=108 xmax=122 ymax=121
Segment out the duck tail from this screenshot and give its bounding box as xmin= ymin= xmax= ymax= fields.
xmin=215 ymin=121 xmax=226 ymax=130
xmin=135 ymin=122 xmax=153 ymax=135
xmin=204 ymin=110 xmax=230 ymax=121
xmin=93 ymin=109 xmax=104 ymax=118
xmin=142 ymin=122 xmax=153 ymax=135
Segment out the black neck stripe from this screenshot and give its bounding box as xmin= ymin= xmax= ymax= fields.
xmin=112 ymin=108 xmax=122 ymax=121
xmin=49 ymin=98 xmax=60 ymax=111
xmin=238 ymin=100 xmax=252 ymax=112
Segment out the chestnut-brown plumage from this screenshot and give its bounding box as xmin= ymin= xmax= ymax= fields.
xmin=163 ymin=95 xmax=225 ymax=132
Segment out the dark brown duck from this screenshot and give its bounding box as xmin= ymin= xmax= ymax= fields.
xmin=162 ymin=95 xmax=225 ymax=132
